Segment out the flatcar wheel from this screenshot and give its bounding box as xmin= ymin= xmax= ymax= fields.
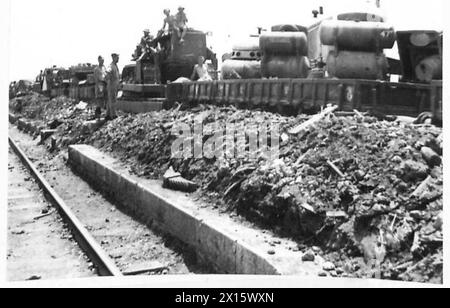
xmin=415 ymin=112 xmax=433 ymax=124
xmin=276 ymin=104 xmax=284 ymax=115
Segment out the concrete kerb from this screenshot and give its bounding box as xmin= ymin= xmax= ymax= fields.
xmin=68 ymin=144 xmax=295 ymax=275
xmin=9 ymin=116 xmax=325 ymax=276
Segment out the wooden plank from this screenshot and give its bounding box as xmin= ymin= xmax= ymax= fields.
xmin=288 ymin=105 xmax=338 ymax=135
xmin=40 ymin=129 xmax=58 ymax=143
xmin=326 ymin=211 xmax=348 ymax=219
xmin=327 ymin=160 xmax=345 ymax=178
xmin=353 ymin=109 xmax=365 ymax=119
xmin=123 ymin=261 xmax=168 ymax=276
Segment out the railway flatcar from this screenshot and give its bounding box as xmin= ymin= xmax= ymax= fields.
xmin=67 ymin=64 xmax=97 ymax=100
xmin=164 ymin=4 xmax=442 ymax=125
xmin=26 ymin=4 xmax=442 ymax=125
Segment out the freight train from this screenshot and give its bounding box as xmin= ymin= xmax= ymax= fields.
xmin=168 ymin=9 xmax=443 ymax=124
xmin=31 ymin=64 xmax=97 ymax=101
xmin=22 ymin=7 xmax=443 ymax=124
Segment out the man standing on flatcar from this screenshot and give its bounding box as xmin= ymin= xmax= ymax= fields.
xmin=161 ymin=9 xmax=176 ymax=35
xmin=105 ymin=53 xmax=121 ymax=121
xmin=93 ymin=55 xmax=107 ymax=119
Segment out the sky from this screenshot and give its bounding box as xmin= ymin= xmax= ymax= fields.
xmin=6 ymin=0 xmax=445 ymax=81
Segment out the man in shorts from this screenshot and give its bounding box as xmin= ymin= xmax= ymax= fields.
xmin=175 ymin=7 xmax=188 ymax=44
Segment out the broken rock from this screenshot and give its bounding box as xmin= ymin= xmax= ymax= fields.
xmin=318 ymin=271 xmax=328 ymax=277
xmin=323 ymin=261 xmax=336 ymax=271
xmin=433 ymin=212 xmax=443 ymax=231
xmin=399 ymin=160 xmax=428 ymax=182
xmin=421 ymin=147 xmax=441 ymax=167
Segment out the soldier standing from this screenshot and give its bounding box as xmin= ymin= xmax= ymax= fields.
xmin=105 ymin=53 xmax=121 ymax=121
xmin=93 ymin=55 xmax=107 ymax=119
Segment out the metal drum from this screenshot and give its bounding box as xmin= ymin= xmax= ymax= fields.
xmin=221 ymin=59 xmax=261 ymax=80
xmin=337 ymin=12 xmax=384 ymax=22
xmin=320 ymin=20 xmax=396 ymax=51
xmin=260 ymin=32 xmax=308 ymax=56
xmin=271 ymin=24 xmax=308 ymax=34
xmin=326 ymin=51 xmax=388 ymax=80
xmin=261 ymin=55 xmax=310 ymax=79
xmin=415 ymin=55 xmax=442 ymax=82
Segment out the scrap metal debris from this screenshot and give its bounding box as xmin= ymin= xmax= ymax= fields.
xmin=163 ymin=167 xmax=199 ymax=193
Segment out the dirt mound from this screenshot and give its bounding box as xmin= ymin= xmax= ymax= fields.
xmin=9 ymin=92 xmax=50 ymax=115
xmin=11 ymin=95 xmax=443 ymax=283
xmin=86 ymin=106 xmax=442 ymax=283
xmin=10 ymin=94 xmax=101 ymax=147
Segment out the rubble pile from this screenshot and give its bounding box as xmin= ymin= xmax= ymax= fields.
xmin=9 ymin=93 xmax=90 ymax=122
xmin=10 ymin=93 xmax=99 ymax=146
xmin=87 ymin=105 xmax=305 ymax=178
xmin=10 ymin=95 xmax=443 ymax=283
xmin=86 ymin=106 xmax=442 ymax=283
xmin=9 ymin=92 xmax=50 ymax=116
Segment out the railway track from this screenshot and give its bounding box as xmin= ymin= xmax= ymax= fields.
xmin=8 ymin=125 xmax=204 ymax=277
xmin=8 ymin=136 xmax=123 ymax=278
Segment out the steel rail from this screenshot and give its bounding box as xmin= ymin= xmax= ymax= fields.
xmin=9 ymin=136 xmax=123 ymax=277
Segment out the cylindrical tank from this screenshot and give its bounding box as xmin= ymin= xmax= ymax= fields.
xmin=326 ymin=51 xmax=388 ymax=80
xmin=260 ymin=32 xmax=308 ymax=56
xmin=231 ymin=37 xmax=261 ymax=60
xmin=271 ymin=24 xmax=308 ymax=34
xmin=415 ymin=55 xmax=442 ymax=82
xmin=221 ymin=59 xmax=261 ymax=79
xmin=337 ymin=12 xmax=384 ymax=22
xmin=232 ymin=39 xmax=260 ymax=53
xmin=231 ymin=50 xmax=262 ymax=60
xmin=261 ymin=55 xmax=310 ymax=78
xmin=320 ymin=20 xmax=396 ymax=51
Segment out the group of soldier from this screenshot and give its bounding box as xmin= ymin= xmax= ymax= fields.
xmin=162 ymin=6 xmax=188 ymax=44
xmin=136 ymin=6 xmax=189 ymax=61
xmin=92 ymin=7 xmax=200 ymax=121
xmin=93 ymin=53 xmax=120 ymax=121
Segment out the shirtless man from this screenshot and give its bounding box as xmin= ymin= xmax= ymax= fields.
xmin=161 ymin=9 xmax=176 ymax=34
xmin=175 ymin=7 xmax=188 ymax=43
xmin=191 ymin=56 xmax=212 ymax=81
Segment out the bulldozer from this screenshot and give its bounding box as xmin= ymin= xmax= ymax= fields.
xmin=121 ymin=29 xmax=218 ymax=100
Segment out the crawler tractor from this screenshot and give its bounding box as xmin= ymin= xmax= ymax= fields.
xmin=120 ymin=30 xmax=218 ymax=100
